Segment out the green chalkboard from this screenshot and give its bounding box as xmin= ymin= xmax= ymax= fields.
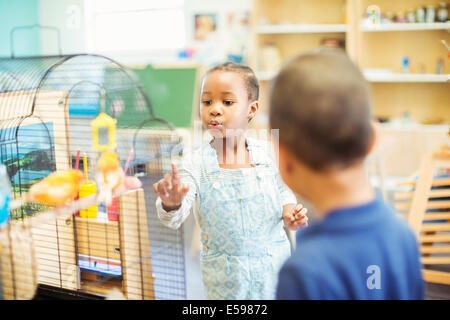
xmin=103 ymin=64 xmax=198 ymax=129
xmin=131 ymin=65 xmax=198 ymax=128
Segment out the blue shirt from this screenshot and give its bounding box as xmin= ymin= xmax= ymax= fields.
xmin=276 ymin=193 xmax=425 ymax=300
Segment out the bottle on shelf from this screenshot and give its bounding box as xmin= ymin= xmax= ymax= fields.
xmin=416 ymin=7 xmax=426 ymax=23
xmin=401 ymin=56 xmax=410 ymax=73
xmin=436 ymin=57 xmax=444 ymax=74
xmin=406 ymin=9 xmax=416 ymax=23
xmin=425 ymin=5 xmax=436 ymax=23
xmin=437 ymin=3 xmax=448 ymax=22
xmin=394 ymin=12 xmax=407 ymax=23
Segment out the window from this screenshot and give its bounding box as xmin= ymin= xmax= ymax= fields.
xmin=84 ymin=0 xmax=186 ymax=54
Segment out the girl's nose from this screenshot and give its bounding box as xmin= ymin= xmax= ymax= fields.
xmin=210 ymin=104 xmax=223 ymax=116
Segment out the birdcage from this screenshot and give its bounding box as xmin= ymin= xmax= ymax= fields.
xmin=0 ymin=25 xmax=188 ymax=300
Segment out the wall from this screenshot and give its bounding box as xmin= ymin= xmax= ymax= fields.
xmin=38 ymin=0 xmax=85 ymax=55
xmin=1 ymin=0 xmax=251 ymax=63
xmin=79 ymin=0 xmax=250 ymax=65
xmin=185 ymin=0 xmax=252 ymax=66
xmin=0 ymin=0 xmax=41 ymax=57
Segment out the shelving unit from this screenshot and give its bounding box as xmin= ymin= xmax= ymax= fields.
xmin=250 ymin=0 xmax=450 ymax=127
xmin=257 ymin=23 xmax=348 ymax=34
xmin=259 ymin=71 xmax=450 ymax=83
xmin=356 ymin=0 xmax=449 ymax=123
xmin=361 ymin=22 xmax=450 ymax=32
xmin=250 ymin=0 xmax=349 ymax=128
xmin=363 ymin=73 xmax=449 ymax=83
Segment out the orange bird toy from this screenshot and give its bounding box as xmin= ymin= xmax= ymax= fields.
xmin=9 ymin=169 xmax=85 ymax=209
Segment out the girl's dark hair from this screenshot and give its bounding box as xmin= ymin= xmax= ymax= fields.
xmin=206 ymin=62 xmax=259 ymax=102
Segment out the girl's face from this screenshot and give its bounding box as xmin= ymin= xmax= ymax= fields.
xmin=200 ymin=71 xmax=257 ymax=139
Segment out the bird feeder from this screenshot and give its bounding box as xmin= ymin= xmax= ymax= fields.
xmin=91 ymin=112 xmax=117 ymax=152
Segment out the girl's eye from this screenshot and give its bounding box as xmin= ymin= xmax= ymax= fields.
xmin=202 ymin=100 xmax=212 ymax=106
xmin=224 ymin=100 xmax=234 ymax=106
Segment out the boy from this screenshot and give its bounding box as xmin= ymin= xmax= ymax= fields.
xmin=270 ymin=49 xmax=425 ymax=299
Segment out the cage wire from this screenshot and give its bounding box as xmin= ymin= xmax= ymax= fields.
xmin=0 ymin=40 xmax=187 ymax=299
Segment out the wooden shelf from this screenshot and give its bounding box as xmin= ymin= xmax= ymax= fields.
xmin=361 ymin=22 xmax=450 ymax=32
xmin=252 ymin=0 xmax=450 ymax=124
xmin=257 ymin=23 xmax=348 ymax=34
xmin=259 ymin=71 xmax=450 ymax=83
xmin=364 ymin=73 xmax=450 ymax=83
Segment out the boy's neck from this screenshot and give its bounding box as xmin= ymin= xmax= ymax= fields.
xmin=308 ymin=165 xmax=376 ymax=219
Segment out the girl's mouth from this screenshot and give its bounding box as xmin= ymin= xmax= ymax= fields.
xmin=208 ymin=120 xmax=223 ymax=129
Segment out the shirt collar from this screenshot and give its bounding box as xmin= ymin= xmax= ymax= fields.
xmin=296 ymin=191 xmax=390 ymax=241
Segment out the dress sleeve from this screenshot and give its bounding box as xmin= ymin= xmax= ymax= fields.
xmin=155 ymin=155 xmax=199 ymax=230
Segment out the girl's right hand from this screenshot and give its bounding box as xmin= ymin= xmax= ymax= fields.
xmin=153 ymin=163 xmax=189 ymax=211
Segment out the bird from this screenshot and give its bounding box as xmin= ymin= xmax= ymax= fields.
xmin=26 ymin=169 xmax=85 ymax=206
xmin=96 ymin=152 xmax=124 ymax=204
xmin=97 ymin=152 xmax=124 ymax=189
xmin=96 ymin=152 xmax=142 ymax=204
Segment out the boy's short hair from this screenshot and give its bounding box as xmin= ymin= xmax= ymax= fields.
xmin=269 ymin=48 xmax=372 ymax=171
xmin=206 ymin=62 xmax=259 ymax=102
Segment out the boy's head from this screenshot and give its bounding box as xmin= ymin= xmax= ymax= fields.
xmin=201 ymin=62 xmax=259 ymax=139
xmin=269 ymin=49 xmax=373 ymax=197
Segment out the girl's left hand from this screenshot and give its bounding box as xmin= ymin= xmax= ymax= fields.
xmin=283 ymin=203 xmax=308 ymax=231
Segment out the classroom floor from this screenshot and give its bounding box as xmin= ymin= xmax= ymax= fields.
xmin=424 ymin=264 xmax=450 ymax=300
xmin=426 ymin=282 xmax=450 ymax=300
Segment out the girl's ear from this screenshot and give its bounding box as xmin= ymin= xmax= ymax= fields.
xmin=248 ymin=100 xmax=259 ymax=121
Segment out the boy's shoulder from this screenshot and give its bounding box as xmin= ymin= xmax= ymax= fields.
xmin=288 ymin=199 xmax=418 ymax=263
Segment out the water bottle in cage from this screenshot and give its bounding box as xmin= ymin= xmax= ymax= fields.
xmin=0 ymin=164 xmax=11 ymax=227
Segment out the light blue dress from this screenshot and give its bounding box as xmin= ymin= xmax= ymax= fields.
xmin=156 ymin=137 xmax=297 ymax=299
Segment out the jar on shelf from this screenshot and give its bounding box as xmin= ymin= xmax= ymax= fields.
xmin=384 ymin=11 xmax=394 ymax=23
xmin=394 ymin=12 xmax=406 ymax=23
xmin=437 ymin=3 xmax=448 ymax=22
xmin=366 ymin=5 xmax=381 ymax=25
xmin=416 ymin=7 xmax=426 ymax=23
xmin=425 ymin=5 xmax=436 ymax=23
xmin=406 ymin=8 xmax=416 ymax=23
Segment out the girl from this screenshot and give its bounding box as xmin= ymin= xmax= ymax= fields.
xmin=153 ymin=62 xmax=308 ymax=300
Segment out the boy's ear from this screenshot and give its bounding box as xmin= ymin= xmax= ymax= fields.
xmin=248 ymin=100 xmax=259 ymax=121
xmin=366 ymin=121 xmax=378 ymax=156
xmin=277 ymin=142 xmax=294 ymax=174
